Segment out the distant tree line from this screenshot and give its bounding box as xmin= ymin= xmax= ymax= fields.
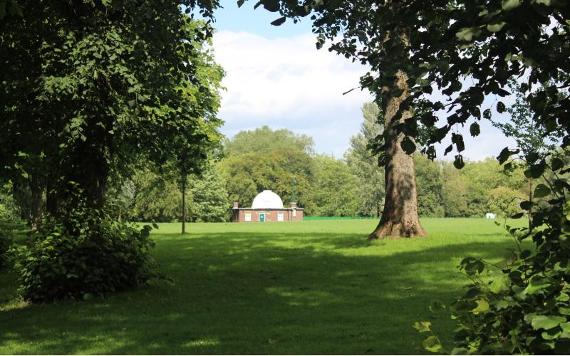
xmin=2 ymin=103 xmax=535 ymax=223
xmin=0 ymin=109 xmax=532 ymax=223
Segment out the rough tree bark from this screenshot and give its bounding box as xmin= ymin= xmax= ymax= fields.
xmin=368 ymin=68 xmax=426 ymax=239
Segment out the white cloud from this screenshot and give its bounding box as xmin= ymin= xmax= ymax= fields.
xmin=212 ymin=30 xmax=514 ymax=160
xmin=212 ymin=30 xmax=371 ymax=157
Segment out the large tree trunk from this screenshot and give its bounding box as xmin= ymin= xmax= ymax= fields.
xmin=369 ymin=69 xmax=426 ymax=239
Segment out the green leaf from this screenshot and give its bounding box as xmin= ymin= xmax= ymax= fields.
xmin=469 ymin=122 xmax=480 ymax=137
xmin=461 ymin=257 xmax=484 ymax=275
xmin=422 ymin=335 xmax=443 ymax=353
xmin=412 ymin=321 xmax=432 ymax=333
xmin=489 ymin=277 xmax=509 ymax=294
xmin=497 ymin=147 xmax=516 ymax=164
xmin=561 ymin=322 xmax=570 ymax=338
xmin=496 ymin=300 xmax=510 ymax=310
xmin=401 ymin=136 xmax=416 ymax=154
xmin=451 ymin=133 xmax=465 ymax=152
xmin=534 ymin=184 xmax=551 ymax=198
xmin=497 ymin=101 xmax=506 ymax=113
xmin=524 ymin=276 xmax=551 ymax=295
xmin=502 ymin=0 xmax=521 ymax=10
xmin=453 ymin=155 xmax=465 ymax=169
xmin=456 ymin=27 xmax=482 ymax=42
xmin=527 ymin=315 xmax=566 ymax=330
xmin=472 ymin=299 xmax=490 ymax=314
xmin=261 ymin=0 xmax=280 ymax=12
xmin=527 ymin=161 xmax=546 ymax=178
xmin=487 ymin=22 xmax=506 ymax=32
xmin=271 ymin=16 xmax=287 ymax=26
xmin=520 ymin=200 xmax=531 ymax=210
xmin=542 ymin=328 xmax=562 ymax=340
xmin=551 ymin=158 xmax=564 ymax=171
xmin=534 ymin=0 xmax=552 ymax=5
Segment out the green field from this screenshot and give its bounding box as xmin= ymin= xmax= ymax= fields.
xmin=0 ymin=219 xmax=518 ymax=354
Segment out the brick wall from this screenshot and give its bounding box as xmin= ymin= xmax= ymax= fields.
xmin=232 ymin=208 xmax=304 ymax=222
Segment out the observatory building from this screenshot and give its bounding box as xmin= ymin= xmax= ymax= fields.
xmin=231 ymin=190 xmax=304 ymax=223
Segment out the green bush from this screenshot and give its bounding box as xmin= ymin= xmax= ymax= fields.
xmin=448 ymin=175 xmax=570 ymax=353
xmin=14 ymin=216 xmax=158 ymax=303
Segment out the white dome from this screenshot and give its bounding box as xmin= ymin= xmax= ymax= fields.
xmin=251 ymin=190 xmax=284 ymax=209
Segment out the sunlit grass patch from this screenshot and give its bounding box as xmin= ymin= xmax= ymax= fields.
xmin=0 ymin=218 xmax=516 ymax=354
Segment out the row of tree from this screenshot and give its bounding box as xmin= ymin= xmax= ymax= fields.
xmin=0 ymin=2 xmax=224 ymax=229
xmin=221 ymin=120 xmax=532 ymax=220
xmin=4 ymin=106 xmax=532 ymax=224
xmin=0 ymin=1 xmax=226 ymax=301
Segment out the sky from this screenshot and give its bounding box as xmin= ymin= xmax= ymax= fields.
xmin=207 ymin=1 xmax=515 ymax=161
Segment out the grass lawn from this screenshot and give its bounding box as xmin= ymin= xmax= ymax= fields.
xmin=0 ymin=218 xmax=519 ymax=354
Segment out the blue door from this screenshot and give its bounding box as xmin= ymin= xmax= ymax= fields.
xmin=259 ymin=213 xmax=266 ymax=222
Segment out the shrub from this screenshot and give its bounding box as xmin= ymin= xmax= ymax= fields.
xmin=443 ymin=163 xmax=570 ymax=354
xmin=449 ymin=201 xmax=570 ymax=354
xmin=14 ymin=215 xmax=158 ymax=303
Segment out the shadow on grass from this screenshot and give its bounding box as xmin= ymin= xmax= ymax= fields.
xmin=0 ymin=230 xmax=516 ymax=354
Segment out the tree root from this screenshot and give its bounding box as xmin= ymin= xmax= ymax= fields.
xmin=368 ymin=221 xmax=427 ymax=240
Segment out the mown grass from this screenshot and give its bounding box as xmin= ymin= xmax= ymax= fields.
xmin=0 ymin=218 xmax=519 ymax=354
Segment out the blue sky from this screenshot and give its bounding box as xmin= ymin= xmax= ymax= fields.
xmin=211 ymin=1 xmax=311 ymax=37
xmin=207 ymin=1 xmax=513 ymax=160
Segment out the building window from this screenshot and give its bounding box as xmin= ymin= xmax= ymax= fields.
xmin=245 ymin=213 xmax=252 ymax=222
xmin=277 ymin=213 xmax=284 ymax=222
xmin=292 ymin=209 xmax=297 ymax=217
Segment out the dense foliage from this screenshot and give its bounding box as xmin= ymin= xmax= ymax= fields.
xmin=117 ymin=120 xmax=531 ymax=221
xmin=220 ymin=126 xmax=316 ymax=213
xmin=13 ymin=213 xmax=157 ymax=303
xmin=0 ymin=2 xmax=222 ymax=222
xmin=120 ymin=164 xmax=230 ymax=223
xmin=345 ymin=103 xmax=385 ymax=217
xmin=247 ymin=0 xmax=569 ymax=352
xmin=311 ymin=155 xmax=360 ymax=217
xmin=0 ymin=1 xmax=224 ymax=301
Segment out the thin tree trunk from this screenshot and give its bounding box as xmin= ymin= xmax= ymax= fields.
xmin=29 ymin=174 xmax=44 ymax=231
xmin=181 ymin=174 xmax=187 ymax=234
xmin=369 ymin=68 xmax=426 ymax=239
xmin=45 ymin=171 xmax=62 ymax=218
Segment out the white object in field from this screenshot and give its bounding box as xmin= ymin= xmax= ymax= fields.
xmin=485 ymin=213 xmax=496 ymax=219
xmin=251 ymin=190 xmax=284 ymax=209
